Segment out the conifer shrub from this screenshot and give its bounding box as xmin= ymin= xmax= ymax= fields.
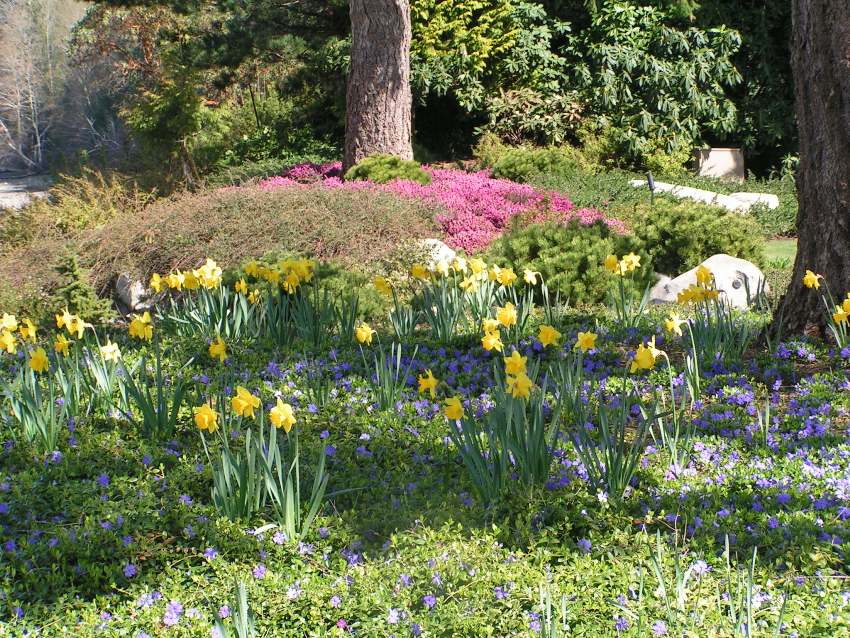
xmin=630 ymin=201 xmax=765 ymax=275
xmin=490 ymin=146 xmax=592 ymax=184
xmin=51 ymin=254 xmax=114 ymax=323
xmin=344 ymin=154 xmax=431 ymax=185
xmin=485 ymin=220 xmax=652 ymax=306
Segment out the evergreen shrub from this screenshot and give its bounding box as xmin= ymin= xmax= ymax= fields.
xmin=344 ymin=155 xmax=431 ymax=185
xmin=485 ymin=220 xmax=652 ymax=306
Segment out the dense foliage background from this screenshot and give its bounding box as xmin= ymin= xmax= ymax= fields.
xmin=0 ymin=0 xmax=794 ymax=178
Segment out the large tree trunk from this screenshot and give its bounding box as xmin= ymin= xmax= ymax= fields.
xmin=343 ymin=0 xmax=413 ymax=173
xmin=776 ymin=0 xmax=850 ymax=336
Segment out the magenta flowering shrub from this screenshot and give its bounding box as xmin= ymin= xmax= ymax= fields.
xmin=258 ymin=164 xmax=625 ymax=253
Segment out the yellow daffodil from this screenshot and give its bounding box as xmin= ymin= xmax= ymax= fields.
xmin=235 ymin=278 xmax=249 ymax=295
xmin=695 ymin=264 xmax=714 ymax=287
xmin=843 ymin=295 xmax=850 ymax=314
xmin=56 ymin=308 xmax=74 ymax=330
xmin=0 ymin=313 xmax=17 ymax=332
xmin=165 ymin=272 xmax=185 ymax=291
xmin=149 ymin=273 xmax=163 ymax=293
xmin=244 ymin=260 xmax=261 ymax=278
xmin=19 ymin=318 xmax=37 ymax=342
xmin=231 ymin=386 xmax=261 ymax=419
xmin=803 ymin=270 xmax=822 ymax=289
xmin=29 ymin=347 xmax=49 ymax=374
xmin=664 ymin=313 xmax=687 ymax=337
xmin=283 ymin=272 xmax=300 ymax=294
xmin=488 ymin=264 xmax=501 ymax=282
xmin=452 ymin=256 xmax=468 ymax=273
xmin=66 ymin=316 xmax=88 ymax=339
xmin=630 ymin=336 xmax=663 ymax=373
xmin=443 ymin=396 xmax=464 ymax=420
xmin=0 ymin=330 xmax=16 ymax=354
xmin=248 ymin=290 xmax=261 ymax=305
xmin=574 ymin=331 xmax=597 ymax=353
xmin=497 ymin=267 xmax=517 ymax=286
xmin=195 ymin=258 xmax=223 ymax=289
xmin=183 ymin=270 xmax=200 ymax=290
xmin=621 ymin=252 xmax=641 ymax=272
xmin=410 ymin=264 xmax=430 ymax=280
xmin=833 ymin=306 xmax=849 ymax=325
xmin=506 ymin=372 xmax=533 ymax=400
xmin=496 ymin=302 xmax=517 ymax=328
xmin=270 ymin=398 xmax=296 ymax=432
xmin=100 ymin=340 xmax=121 ymax=362
xmin=482 ymin=331 xmax=503 ymax=352
xmin=604 ymin=254 xmax=622 ymax=275
xmin=128 ymin=312 xmax=153 ymax=341
xmin=355 ymin=322 xmax=376 ymax=345
xmin=434 ymin=260 xmax=450 ymax=277
xmin=262 ymin=268 xmax=280 ymax=285
xmin=417 ymin=369 xmax=439 ymax=398
xmin=469 ymin=258 xmax=487 ymax=275
xmin=209 ymin=336 xmax=227 ymax=363
xmin=523 ymin=269 xmax=539 ymax=285
xmin=54 ymin=333 xmax=72 ymax=356
xmin=194 ymin=402 xmax=218 ymax=433
xmin=482 ymin=318 xmax=500 ymax=333
xmin=459 ymin=276 xmax=478 ymax=292
xmin=503 ymin=350 xmax=527 ymax=376
xmin=373 ymin=276 xmax=392 ymax=296
xmin=537 ymin=324 xmax=561 ymax=347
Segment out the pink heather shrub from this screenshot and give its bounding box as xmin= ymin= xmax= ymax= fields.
xmin=258 ymin=164 xmax=625 ymax=253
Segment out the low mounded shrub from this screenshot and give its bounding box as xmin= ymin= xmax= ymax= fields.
xmin=82 ymin=184 xmax=438 ymax=291
xmin=485 ymin=220 xmax=652 ymax=306
xmin=490 ymin=146 xmax=591 ymax=184
xmin=630 ymin=201 xmax=765 ymax=275
xmin=344 ymin=154 xmax=431 ymax=185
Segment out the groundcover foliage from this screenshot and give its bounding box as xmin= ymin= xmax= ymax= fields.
xmin=0 ymin=255 xmax=849 ymax=637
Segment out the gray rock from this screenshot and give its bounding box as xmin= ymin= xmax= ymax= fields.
xmin=650 ymin=254 xmax=768 ymax=310
xmin=115 ymin=273 xmax=150 ymax=313
xmin=728 ymin=192 xmax=780 ymax=210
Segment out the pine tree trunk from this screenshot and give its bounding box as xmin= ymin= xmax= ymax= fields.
xmin=343 ymin=0 xmax=413 ymax=173
xmin=776 ymin=0 xmax=850 ymax=336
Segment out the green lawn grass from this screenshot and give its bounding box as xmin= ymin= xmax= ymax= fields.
xmin=766 ymin=238 xmax=797 ymax=263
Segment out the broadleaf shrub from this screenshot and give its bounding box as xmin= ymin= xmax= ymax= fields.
xmin=630 ymin=201 xmax=765 ymax=275
xmin=344 ymin=154 xmax=431 ymax=185
xmin=485 ymin=220 xmax=652 ymax=306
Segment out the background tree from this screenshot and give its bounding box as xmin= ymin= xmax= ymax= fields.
xmin=776 ymin=0 xmax=850 ymax=335
xmin=343 ymin=0 xmax=413 ymax=170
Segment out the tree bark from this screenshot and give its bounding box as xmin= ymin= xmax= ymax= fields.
xmin=776 ymin=0 xmax=850 ymax=336
xmin=343 ymin=0 xmax=413 ymax=173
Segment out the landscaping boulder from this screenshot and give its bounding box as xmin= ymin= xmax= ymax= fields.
xmin=650 ymin=254 xmax=768 ymax=310
xmin=115 ymin=273 xmax=150 ymax=313
xmin=419 ymin=238 xmax=457 ymax=268
xmin=630 ymin=179 xmax=780 ymax=213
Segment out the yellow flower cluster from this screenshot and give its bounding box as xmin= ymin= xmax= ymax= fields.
xmin=151 ymin=258 xmax=224 ymax=293
xmin=503 ymin=350 xmax=532 ymax=399
xmin=604 ymin=253 xmax=641 ymax=276
xmin=630 ymin=336 xmax=663 ymax=373
xmin=243 ymin=258 xmax=315 ymax=295
xmin=0 ymin=313 xmax=38 ymax=355
xmin=128 ymin=312 xmax=153 ymax=341
xmin=677 ymin=264 xmax=720 ymax=304
xmin=832 ymin=295 xmax=850 ymax=325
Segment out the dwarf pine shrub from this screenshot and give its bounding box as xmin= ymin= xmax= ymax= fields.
xmin=344 ymin=154 xmax=431 ymax=185
xmin=485 ymin=220 xmax=652 ymax=306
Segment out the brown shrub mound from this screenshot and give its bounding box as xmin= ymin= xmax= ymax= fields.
xmin=0 ymin=184 xmax=440 ymax=313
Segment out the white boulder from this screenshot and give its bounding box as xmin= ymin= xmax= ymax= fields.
xmin=629 ymin=179 xmax=780 ymax=213
xmin=650 ymin=254 xmax=768 ymax=310
xmin=418 ymin=238 xmax=457 ymax=268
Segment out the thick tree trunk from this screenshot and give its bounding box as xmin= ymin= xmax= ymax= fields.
xmin=343 ymin=0 xmax=413 ymax=173
xmin=776 ymin=0 xmax=850 ymax=336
